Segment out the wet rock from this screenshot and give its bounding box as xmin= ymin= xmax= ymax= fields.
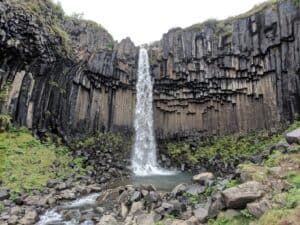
xmin=171 ymin=183 xmax=188 ymax=197
xmin=286 ymin=128 xmax=300 ymax=144
xmin=222 ymin=181 xmax=265 ymax=209
xmin=59 ymin=189 xmax=76 ymax=200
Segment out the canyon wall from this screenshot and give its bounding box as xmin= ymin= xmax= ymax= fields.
xmin=150 ymin=0 xmax=300 ymax=139
xmin=0 ymin=0 xmax=300 ymax=140
xmin=0 ymin=0 xmax=138 ymax=140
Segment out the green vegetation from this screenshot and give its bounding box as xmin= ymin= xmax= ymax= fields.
xmin=13 ymin=0 xmax=72 ymax=56
xmin=0 ymin=203 xmax=4 ymax=212
xmin=208 ymin=209 xmax=255 ymax=225
xmin=187 ymin=0 xmax=299 ymax=36
xmin=225 ymin=179 xmax=240 ymax=189
xmin=183 ymin=185 xmax=217 ymax=206
xmin=166 ymin=130 xmax=281 ymax=164
xmin=0 ymin=114 xmax=12 ymax=132
xmin=76 ymin=132 xmax=132 ymax=158
xmin=0 ymin=83 xmax=11 ymax=102
xmin=0 ymin=126 xmax=84 ymax=198
xmin=166 ymin=120 xmax=300 ymax=165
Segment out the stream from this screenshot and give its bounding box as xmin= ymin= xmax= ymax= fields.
xmin=36 ymin=172 xmax=193 ymax=225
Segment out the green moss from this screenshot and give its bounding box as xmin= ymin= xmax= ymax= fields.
xmin=0 ymin=83 xmax=11 ymax=102
xmin=264 ymin=150 xmax=283 ymax=167
xmin=166 ymin=119 xmax=300 ymax=165
xmin=166 ymin=130 xmax=282 ymax=164
xmin=256 ymin=208 xmax=298 ymax=225
xmin=238 ymin=164 xmax=269 ymax=183
xmin=0 ymin=203 xmax=4 ymax=213
xmin=76 ymin=132 xmax=132 ymax=158
xmin=286 ymin=172 xmax=300 ymax=188
xmin=225 ymin=179 xmax=240 ymax=189
xmin=0 ymin=127 xmax=83 ymax=196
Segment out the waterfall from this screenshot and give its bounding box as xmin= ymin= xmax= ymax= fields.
xmin=132 ymin=48 xmax=157 ymax=176
xmin=132 ymin=48 xmax=175 ymax=176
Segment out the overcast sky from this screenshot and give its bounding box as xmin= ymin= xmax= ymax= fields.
xmin=57 ymin=0 xmax=265 ymax=45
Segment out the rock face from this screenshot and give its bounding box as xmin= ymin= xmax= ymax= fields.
xmin=149 ymin=0 xmax=300 ymax=139
xmin=1 ymin=0 xmax=300 ymax=141
xmin=0 ymin=0 xmax=138 ymax=140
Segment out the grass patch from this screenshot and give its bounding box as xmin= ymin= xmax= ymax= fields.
xmin=208 ymin=209 xmax=255 ymax=225
xmin=0 ymin=127 xmax=82 ymax=197
xmin=225 ymin=179 xmax=241 ymax=188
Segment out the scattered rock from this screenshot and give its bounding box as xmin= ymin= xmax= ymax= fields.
xmin=193 ymin=172 xmax=214 ymax=185
xmin=286 ymin=128 xmax=300 ymax=144
xmin=97 ymin=214 xmax=118 ymax=225
xmin=186 ymin=185 xmax=206 ymax=195
xmin=222 ymin=181 xmax=265 ymax=209
xmin=0 ymin=188 xmax=9 ymax=201
xmin=130 ymin=201 xmax=144 ymax=216
xmin=19 ymin=209 xmax=38 ymax=225
xmin=131 ymin=191 xmax=142 ymax=202
xmin=193 ymin=207 xmax=208 ymax=223
xmin=171 ymin=183 xmax=188 ymax=197
xmin=247 ymin=198 xmax=272 ymax=218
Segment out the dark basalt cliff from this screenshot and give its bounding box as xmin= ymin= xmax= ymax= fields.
xmin=0 ymin=0 xmax=300 ymax=141
xmin=150 ymin=0 xmax=300 ymax=139
xmin=0 ymin=0 xmax=138 ymax=140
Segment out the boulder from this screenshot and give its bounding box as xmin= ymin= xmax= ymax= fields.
xmin=130 ymin=201 xmax=144 ymax=216
xmin=19 ymin=209 xmax=38 ymax=225
xmin=121 ymin=202 xmax=129 ymax=218
xmin=171 ymin=183 xmax=188 ymax=197
xmin=247 ymin=198 xmax=271 ymax=218
xmin=97 ymin=214 xmax=118 ymax=225
xmin=222 ymin=181 xmax=265 ymax=209
xmin=134 ymin=212 xmax=156 ymax=225
xmin=0 ymin=188 xmax=9 ymax=201
xmin=193 ymin=172 xmax=214 ymax=185
xmin=193 ymin=207 xmax=208 ymax=223
xmin=131 ymin=191 xmax=142 ymax=202
xmin=207 ymin=192 xmax=225 ymax=218
xmin=286 ymin=128 xmax=300 ymax=144
xmin=186 ymin=185 xmax=206 ymax=195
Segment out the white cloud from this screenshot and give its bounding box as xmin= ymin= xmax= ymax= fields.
xmin=57 ymin=0 xmax=265 ymax=45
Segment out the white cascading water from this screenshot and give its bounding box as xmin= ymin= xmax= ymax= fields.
xmin=132 ymin=48 xmax=174 ymax=176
